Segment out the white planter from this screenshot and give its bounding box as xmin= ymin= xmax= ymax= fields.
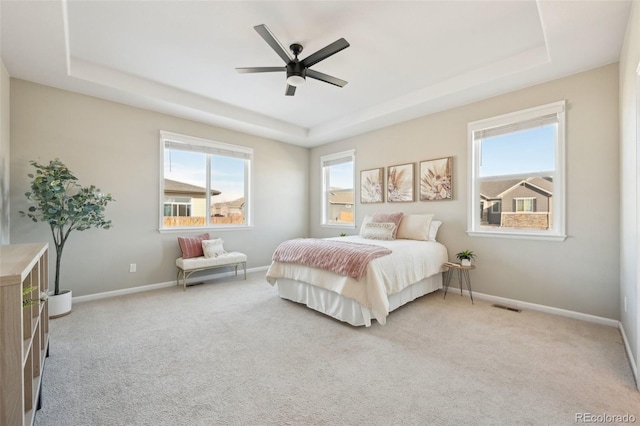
xmin=461 ymin=259 xmax=472 ymax=267
xmin=48 ymin=289 xmax=72 ymax=318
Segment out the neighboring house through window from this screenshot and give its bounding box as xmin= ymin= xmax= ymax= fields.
xmin=321 ymin=150 xmax=355 ymax=227
xmin=160 ymin=131 xmax=252 ymax=230
xmin=467 ymin=101 xmax=566 ymax=240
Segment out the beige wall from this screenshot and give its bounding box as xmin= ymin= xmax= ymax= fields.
xmin=310 ymin=64 xmax=620 ymax=320
xmin=0 ymin=59 xmax=9 ymax=244
xmin=619 ymin=0 xmax=639 ymax=381
xmin=9 ymin=79 xmax=309 ymax=296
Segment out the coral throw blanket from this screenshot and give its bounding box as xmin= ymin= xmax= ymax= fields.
xmin=272 ymin=238 xmax=392 ymax=281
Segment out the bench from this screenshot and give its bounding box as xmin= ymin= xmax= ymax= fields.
xmin=176 ymin=252 xmax=247 ymax=291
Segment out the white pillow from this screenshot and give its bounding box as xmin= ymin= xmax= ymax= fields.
xmin=359 ymin=214 xmax=373 ymax=237
xmin=362 ymin=222 xmax=396 ymax=240
xmin=202 ymin=238 xmax=225 ymax=258
xmin=396 ymin=214 xmax=434 ymax=241
xmin=429 ymin=220 xmax=442 ymax=241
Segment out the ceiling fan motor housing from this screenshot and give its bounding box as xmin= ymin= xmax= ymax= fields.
xmin=287 ymin=61 xmax=306 ymax=80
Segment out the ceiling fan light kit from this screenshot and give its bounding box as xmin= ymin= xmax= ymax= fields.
xmin=286 ymin=75 xmax=306 ymax=87
xmin=236 ymin=24 xmax=350 ymax=96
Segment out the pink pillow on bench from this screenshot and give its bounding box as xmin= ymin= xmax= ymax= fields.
xmin=178 ymin=233 xmax=210 ymax=259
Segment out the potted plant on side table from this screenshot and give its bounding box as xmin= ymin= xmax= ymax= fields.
xmin=456 ymin=250 xmax=476 ymax=267
xmin=20 ymin=159 xmax=114 ymax=318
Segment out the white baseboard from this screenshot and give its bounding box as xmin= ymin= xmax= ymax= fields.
xmin=73 ymin=265 xmax=269 ymax=303
xmin=618 ymin=322 xmax=639 ymax=388
xmin=450 ymin=288 xmax=619 ymax=328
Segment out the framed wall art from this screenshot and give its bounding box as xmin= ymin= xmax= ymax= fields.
xmin=360 ymin=167 xmax=384 ymax=203
xmin=420 ymin=157 xmax=453 ymax=201
xmin=387 ymin=163 xmax=414 ymax=202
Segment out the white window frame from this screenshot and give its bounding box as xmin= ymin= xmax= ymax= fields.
xmin=467 ymin=101 xmax=566 ymax=241
xmin=159 ymin=131 xmax=252 ymax=232
xmin=321 ymin=149 xmax=356 ymax=228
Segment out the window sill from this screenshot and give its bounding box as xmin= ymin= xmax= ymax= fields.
xmin=321 ymin=223 xmax=356 ymax=229
xmin=159 ymin=225 xmax=253 ymax=233
xmin=467 ymin=230 xmax=566 ymax=242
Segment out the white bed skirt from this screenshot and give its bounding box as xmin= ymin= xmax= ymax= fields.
xmin=275 ymin=273 xmax=442 ymax=327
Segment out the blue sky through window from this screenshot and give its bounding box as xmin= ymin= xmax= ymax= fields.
xmin=165 ymin=149 xmax=245 ymax=202
xmin=480 ymin=124 xmax=555 ymax=177
xmin=329 ymin=162 xmax=354 ymax=189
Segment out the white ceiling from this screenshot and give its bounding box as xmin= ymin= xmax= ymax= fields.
xmin=0 ymin=1 xmax=632 ymax=147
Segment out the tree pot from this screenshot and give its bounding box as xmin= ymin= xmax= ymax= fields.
xmin=48 ymin=289 xmax=72 ymax=318
xmin=461 ymin=259 xmax=472 ymax=267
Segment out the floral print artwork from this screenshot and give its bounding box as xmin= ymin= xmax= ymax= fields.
xmin=420 ymin=157 xmax=452 ymax=201
xmin=361 ymin=168 xmax=384 ymax=203
xmin=387 ymin=163 xmax=414 ymax=202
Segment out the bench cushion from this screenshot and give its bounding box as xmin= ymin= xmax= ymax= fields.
xmin=176 ymin=252 xmax=247 ymax=270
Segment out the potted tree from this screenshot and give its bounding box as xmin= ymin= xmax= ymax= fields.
xmin=20 ymin=159 xmax=114 ymax=318
xmin=456 ymin=250 xmax=476 ymax=267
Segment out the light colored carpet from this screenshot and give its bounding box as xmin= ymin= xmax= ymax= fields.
xmin=34 ymin=272 xmax=639 ymax=426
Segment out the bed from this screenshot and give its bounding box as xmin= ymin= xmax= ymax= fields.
xmin=266 ymin=214 xmax=448 ymax=326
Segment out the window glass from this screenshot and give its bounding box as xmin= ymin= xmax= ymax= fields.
xmin=210 ymin=156 xmax=246 ymax=225
xmin=160 ymin=132 xmax=252 ymax=230
xmin=480 ymin=125 xmax=555 ymax=177
xmin=321 ymin=150 xmax=355 ymax=227
xmin=468 ymin=101 xmax=565 ymax=240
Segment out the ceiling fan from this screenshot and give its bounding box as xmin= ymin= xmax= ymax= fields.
xmin=236 ymin=24 xmax=350 ymax=96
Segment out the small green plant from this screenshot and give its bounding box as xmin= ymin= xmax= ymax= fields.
xmin=456 ymin=250 xmax=476 ymax=262
xmin=22 ymin=286 xmax=38 ymax=308
xmin=339 ymin=233 xmax=347 ymax=237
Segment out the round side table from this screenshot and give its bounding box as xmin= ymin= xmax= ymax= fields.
xmin=443 ymin=262 xmax=475 ymax=304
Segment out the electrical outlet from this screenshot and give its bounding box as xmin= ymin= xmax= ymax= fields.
xmin=624 ymin=296 xmax=627 ymax=313
xmin=129 ymin=263 xmax=137 ymax=273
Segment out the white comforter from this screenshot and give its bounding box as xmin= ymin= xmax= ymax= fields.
xmin=266 ymin=236 xmax=448 ymax=325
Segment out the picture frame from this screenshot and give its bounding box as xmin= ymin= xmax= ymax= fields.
xmin=387 ymin=163 xmax=414 ymax=202
xmin=420 ymin=156 xmax=453 ymax=201
xmin=360 ymin=167 xmax=384 ymax=203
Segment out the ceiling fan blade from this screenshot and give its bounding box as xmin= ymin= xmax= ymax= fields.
xmin=285 ymin=84 xmax=296 ymax=96
xmin=254 ymin=24 xmax=294 ymax=64
xmin=301 ymin=38 xmax=350 ymax=68
xmin=236 ymin=67 xmax=285 ymax=74
xmin=306 ymin=69 xmax=348 ymax=87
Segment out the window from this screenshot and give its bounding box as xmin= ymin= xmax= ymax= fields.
xmin=467 ymin=101 xmax=566 ymax=240
xmin=164 ymin=197 xmax=192 ymax=217
xmin=321 ymin=150 xmax=355 ymax=227
xmin=160 ymin=131 xmax=252 ymax=230
xmin=514 ymin=198 xmax=535 ymax=212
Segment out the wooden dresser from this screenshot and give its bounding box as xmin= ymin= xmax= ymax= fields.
xmin=0 ymin=243 xmax=49 ymax=426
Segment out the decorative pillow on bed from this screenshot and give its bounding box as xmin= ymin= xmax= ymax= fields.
xmin=177 ymin=233 xmax=210 ymax=259
xmin=362 ymin=222 xmax=396 ymax=240
xmin=371 ymin=212 xmax=403 ymax=239
xmin=396 ymin=214 xmax=434 ymax=241
xmin=359 ymin=214 xmax=373 ymax=237
xmin=429 ymin=220 xmax=442 ymax=241
xmin=202 ymin=238 xmax=226 ymax=258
